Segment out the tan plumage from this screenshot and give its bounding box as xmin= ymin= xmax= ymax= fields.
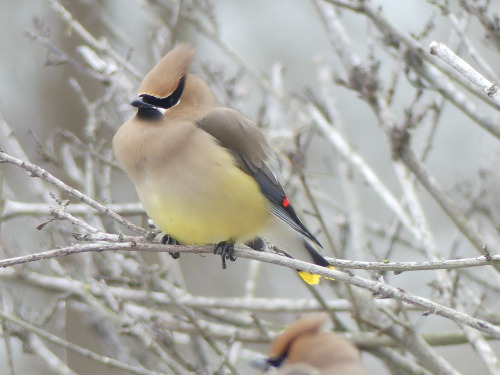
xmin=265 ymin=314 xmax=369 ymax=375
xmin=113 ymin=44 xmax=333 ymax=284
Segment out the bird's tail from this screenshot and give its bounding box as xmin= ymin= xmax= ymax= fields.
xmin=260 ymin=217 xmax=334 ymax=285
xmin=298 ymin=240 xmax=334 ymax=285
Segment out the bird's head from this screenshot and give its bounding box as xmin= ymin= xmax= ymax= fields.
xmin=131 ymin=44 xmax=196 ymax=119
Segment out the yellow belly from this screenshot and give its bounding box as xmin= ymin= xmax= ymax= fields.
xmin=137 ymin=161 xmax=271 ymax=245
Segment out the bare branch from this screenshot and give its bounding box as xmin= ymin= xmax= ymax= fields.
xmin=0 ymin=151 xmax=146 ymax=236
xmin=0 ymin=309 xmax=165 ymax=375
xmin=430 ymin=41 xmax=500 ymax=108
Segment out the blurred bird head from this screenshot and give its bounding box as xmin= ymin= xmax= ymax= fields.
xmin=254 ymin=313 xmax=369 ymax=375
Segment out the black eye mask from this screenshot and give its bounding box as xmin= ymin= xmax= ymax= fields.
xmin=138 ymin=75 xmax=186 ymax=109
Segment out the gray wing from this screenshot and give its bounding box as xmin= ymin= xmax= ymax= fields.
xmin=196 ymin=108 xmax=322 ymax=247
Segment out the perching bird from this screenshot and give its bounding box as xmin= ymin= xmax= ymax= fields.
xmin=262 ymin=314 xmax=369 ymax=375
xmin=113 ymin=44 xmax=332 ymax=284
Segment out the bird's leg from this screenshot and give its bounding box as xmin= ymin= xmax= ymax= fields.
xmin=162 ymin=234 xmax=181 ymax=259
xmin=214 ymin=240 xmax=236 ymax=269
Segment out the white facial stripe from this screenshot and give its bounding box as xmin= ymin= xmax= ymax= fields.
xmin=154 ymin=99 xmax=180 ymax=115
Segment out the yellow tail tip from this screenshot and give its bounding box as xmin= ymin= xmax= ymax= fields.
xmin=298 ymin=271 xmax=321 ymax=285
xmin=298 ymin=266 xmax=335 ymax=285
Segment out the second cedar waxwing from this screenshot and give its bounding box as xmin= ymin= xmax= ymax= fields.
xmin=264 ymin=314 xmax=369 ymax=375
xmin=113 ymin=44 xmax=333 ymax=284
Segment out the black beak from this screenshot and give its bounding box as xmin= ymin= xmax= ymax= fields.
xmin=131 ymin=97 xmax=156 ymax=109
xmin=249 ymin=357 xmax=273 ymax=371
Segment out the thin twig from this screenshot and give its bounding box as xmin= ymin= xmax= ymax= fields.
xmin=0 ymin=309 xmax=166 ymax=375
xmin=430 ymin=41 xmax=500 ymax=108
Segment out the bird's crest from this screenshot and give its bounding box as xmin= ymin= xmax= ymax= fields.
xmin=138 ymin=44 xmax=195 ymax=98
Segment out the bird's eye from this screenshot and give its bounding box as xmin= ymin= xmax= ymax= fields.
xmin=140 ymin=75 xmax=186 ymax=109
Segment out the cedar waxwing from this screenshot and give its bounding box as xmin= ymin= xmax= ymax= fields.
xmin=113 ymin=44 xmax=333 ymax=284
xmin=263 ymin=314 xmax=369 ymax=375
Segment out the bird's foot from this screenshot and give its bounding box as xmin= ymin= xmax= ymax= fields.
xmin=245 ymin=237 xmax=266 ymax=251
xmin=162 ymin=234 xmax=181 ymax=259
xmin=214 ymin=240 xmax=236 ymax=269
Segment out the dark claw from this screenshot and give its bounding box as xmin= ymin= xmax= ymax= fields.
xmin=169 ymin=252 xmax=180 ymax=259
xmin=162 ymin=234 xmax=181 ymax=259
xmin=214 ymin=241 xmax=236 ymax=269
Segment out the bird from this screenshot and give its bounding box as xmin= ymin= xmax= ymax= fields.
xmin=113 ymin=44 xmax=333 ymax=284
xmin=261 ymin=314 xmax=369 ymax=375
